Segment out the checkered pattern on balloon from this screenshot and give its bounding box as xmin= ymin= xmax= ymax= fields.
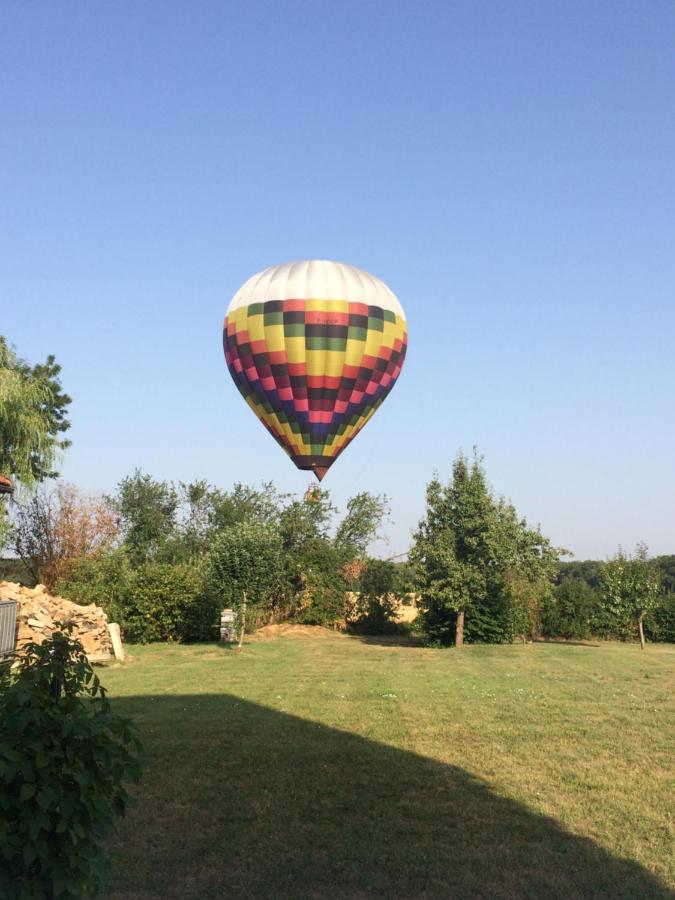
xmin=224 ymin=296 xmax=407 ymax=479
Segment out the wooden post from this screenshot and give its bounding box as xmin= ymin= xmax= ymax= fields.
xmin=238 ymin=592 xmax=247 ymax=650
xmin=108 ymin=622 xmax=125 ymax=661
xmin=638 ymin=613 xmax=646 ymax=651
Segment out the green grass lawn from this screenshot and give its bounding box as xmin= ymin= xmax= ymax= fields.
xmin=99 ymin=634 xmax=675 ymax=899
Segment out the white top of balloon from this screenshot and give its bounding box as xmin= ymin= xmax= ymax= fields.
xmin=227 ymin=259 xmax=405 ymax=319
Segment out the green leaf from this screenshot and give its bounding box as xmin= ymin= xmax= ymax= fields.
xmin=19 ymin=783 xmax=36 ymax=801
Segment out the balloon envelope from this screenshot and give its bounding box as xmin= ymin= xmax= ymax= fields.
xmin=223 ymin=260 xmax=407 ymax=480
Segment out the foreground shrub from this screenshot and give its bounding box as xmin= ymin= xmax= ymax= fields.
xmin=0 ymin=629 xmax=142 ymax=899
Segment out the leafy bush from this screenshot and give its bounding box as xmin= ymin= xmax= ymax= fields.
xmin=60 ymin=554 xmax=215 ymax=643
xmin=0 ymin=629 xmax=141 ymax=899
xmin=421 ymin=602 xmax=458 ymax=646
xmin=296 ymin=568 xmax=348 ymax=627
xmin=645 ymin=593 xmax=675 ymax=643
xmin=463 ymin=581 xmax=519 ymax=644
xmin=53 ymin=474 xmax=397 ymax=639
xmin=292 ymin=541 xmax=351 ymax=627
xmin=540 ymin=577 xmax=598 ymax=640
xmin=56 ymin=548 xmax=133 ymax=626
xmin=349 ymin=559 xmax=401 ymax=634
xmin=208 ymin=522 xmax=284 ymax=629
xmin=121 ymin=562 xmax=215 ymax=643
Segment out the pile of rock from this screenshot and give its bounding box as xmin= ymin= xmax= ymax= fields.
xmin=0 ymin=581 xmax=114 ymax=660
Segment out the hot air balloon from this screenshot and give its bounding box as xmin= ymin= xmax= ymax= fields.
xmin=223 ymin=260 xmax=407 ymax=480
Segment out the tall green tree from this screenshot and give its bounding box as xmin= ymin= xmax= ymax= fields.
xmin=276 ymin=489 xmax=341 ymax=623
xmin=113 ymin=470 xmax=178 ymax=563
xmin=208 ymin=521 xmax=283 ymax=631
xmin=412 ymin=451 xmax=558 ymax=646
xmin=411 ymin=453 xmax=495 ymax=646
xmin=601 ymin=543 xmax=661 ymax=650
xmin=334 ymin=491 xmax=389 ymax=557
xmin=0 ymin=337 xmax=71 ymax=485
xmin=0 ymin=337 xmax=71 ymax=545
xmin=278 ymin=489 xmax=335 ymax=553
xmin=175 ymin=479 xmax=213 ymax=561
xmin=207 ymin=481 xmax=284 ymax=532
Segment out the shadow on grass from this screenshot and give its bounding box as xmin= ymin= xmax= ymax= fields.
xmin=104 ymin=694 xmax=674 ymax=900
xmin=347 ymin=631 xmax=425 ymax=648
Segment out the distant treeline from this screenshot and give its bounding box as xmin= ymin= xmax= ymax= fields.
xmin=1 ymin=474 xmax=404 ymax=642
xmin=546 ymin=556 xmax=675 ymax=643
xmin=558 ymin=556 xmax=675 ymax=591
xmin=2 ymin=462 xmax=673 ymax=646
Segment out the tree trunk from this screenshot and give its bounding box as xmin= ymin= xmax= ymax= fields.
xmin=638 ymin=613 xmax=646 ymax=651
xmin=455 ymin=607 xmax=465 ymax=648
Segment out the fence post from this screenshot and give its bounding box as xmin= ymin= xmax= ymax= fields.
xmin=238 ymin=592 xmax=247 ymax=650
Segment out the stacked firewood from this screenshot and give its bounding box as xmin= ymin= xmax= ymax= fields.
xmin=0 ymin=581 xmax=113 ymax=659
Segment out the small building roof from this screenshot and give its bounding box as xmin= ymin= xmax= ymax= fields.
xmin=0 ymin=474 xmax=14 ymax=495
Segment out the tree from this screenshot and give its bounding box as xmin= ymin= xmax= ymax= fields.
xmin=12 ymin=483 xmax=118 ymax=589
xmin=411 ymin=453 xmax=495 ymax=646
xmin=350 ymin=558 xmax=399 ymax=634
xmin=654 ymin=555 xmax=675 ymax=593
xmin=601 ymin=544 xmax=661 ymax=650
xmin=490 ymin=497 xmax=559 ymax=641
xmin=334 ymin=492 xmax=389 ymax=558
xmin=278 ymin=489 xmax=336 ymax=553
xmin=411 ymin=451 xmax=558 ymax=647
xmin=277 ymin=489 xmax=362 ymax=626
xmin=541 ymin=576 xmax=598 ymax=640
xmin=174 ymin=479 xmax=213 ymax=561
xmin=556 ymin=558 xmax=604 ymax=589
xmin=113 ymin=470 xmax=178 ymax=563
xmin=0 ymin=337 xmax=71 ymax=489
xmin=208 ymin=481 xmax=284 ymax=532
xmin=208 ymin=522 xmax=283 ymax=631
xmin=0 ymin=338 xmax=71 ymax=547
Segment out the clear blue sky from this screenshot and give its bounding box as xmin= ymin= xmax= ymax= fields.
xmin=2 ymin=1 xmax=674 ymax=559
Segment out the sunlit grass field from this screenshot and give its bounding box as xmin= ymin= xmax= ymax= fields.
xmin=100 ymin=634 xmax=675 ymax=899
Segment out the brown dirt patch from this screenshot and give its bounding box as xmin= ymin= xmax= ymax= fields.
xmin=251 ymin=623 xmax=343 ymax=640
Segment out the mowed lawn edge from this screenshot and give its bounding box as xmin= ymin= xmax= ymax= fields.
xmin=100 ymin=636 xmax=675 ymax=899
